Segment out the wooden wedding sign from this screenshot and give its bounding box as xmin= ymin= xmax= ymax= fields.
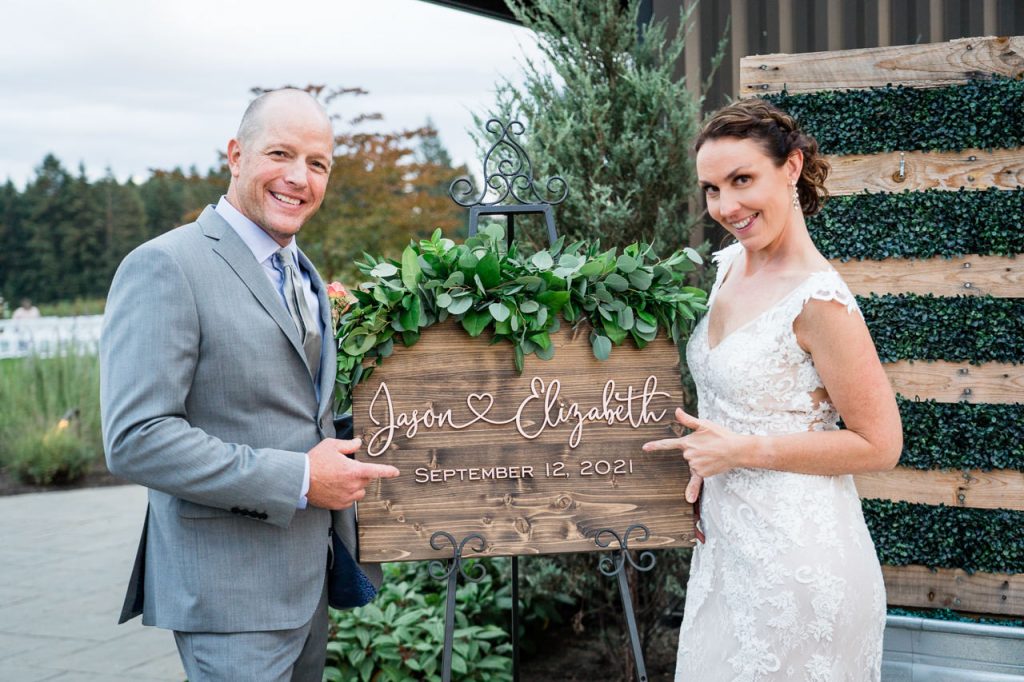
xmin=352 ymin=321 xmax=695 ymax=562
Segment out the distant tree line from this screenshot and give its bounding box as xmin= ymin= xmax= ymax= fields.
xmin=0 ymin=89 xmax=469 ymax=306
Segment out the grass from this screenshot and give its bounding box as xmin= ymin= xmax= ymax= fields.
xmin=0 ymin=353 xmax=103 ymax=484
xmin=37 ymin=297 xmax=106 ymax=317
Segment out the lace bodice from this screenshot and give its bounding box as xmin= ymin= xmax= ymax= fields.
xmin=687 ymin=242 xmax=860 ymax=438
xmin=675 ymin=242 xmax=885 ymax=682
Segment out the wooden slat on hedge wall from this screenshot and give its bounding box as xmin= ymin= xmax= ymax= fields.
xmin=884 ymin=360 xmax=1024 ymax=404
xmin=825 ymin=147 xmax=1024 ymax=195
xmin=739 ymin=36 xmax=1024 ymax=95
xmin=832 ymin=255 xmax=1023 ymax=298
xmin=883 ymin=565 xmax=1024 ymax=616
xmin=855 ymin=468 xmax=1024 ymax=511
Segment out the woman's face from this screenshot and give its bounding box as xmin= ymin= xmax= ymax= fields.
xmin=696 ymin=136 xmax=802 ymax=252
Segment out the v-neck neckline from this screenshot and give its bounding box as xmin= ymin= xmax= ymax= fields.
xmin=704 ymin=246 xmax=834 ymax=352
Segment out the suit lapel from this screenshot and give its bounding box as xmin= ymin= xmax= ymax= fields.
xmin=197 ymin=207 xmax=306 ymax=363
xmin=298 ymin=248 xmax=337 ymax=419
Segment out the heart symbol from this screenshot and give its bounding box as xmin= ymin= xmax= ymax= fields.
xmin=466 ymin=393 xmax=494 ymax=420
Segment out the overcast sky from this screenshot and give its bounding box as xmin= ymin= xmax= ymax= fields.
xmin=1 ymin=0 xmax=546 ymax=188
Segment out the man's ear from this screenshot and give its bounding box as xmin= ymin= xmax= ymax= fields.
xmin=226 ymin=138 xmax=242 ymax=177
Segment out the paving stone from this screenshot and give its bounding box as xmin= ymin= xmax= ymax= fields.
xmin=0 ymin=486 xmax=180 ymax=679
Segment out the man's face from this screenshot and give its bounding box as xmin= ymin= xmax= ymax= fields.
xmin=226 ymin=98 xmax=334 ymax=246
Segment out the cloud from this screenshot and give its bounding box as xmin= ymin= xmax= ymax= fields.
xmin=0 ymin=0 xmax=544 ymax=186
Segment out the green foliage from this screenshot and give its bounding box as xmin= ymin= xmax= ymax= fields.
xmin=37 ymin=298 xmax=106 ymax=317
xmin=325 ymin=561 xmax=512 ymax=681
xmin=858 ymin=294 xmax=1024 ymax=364
xmin=809 ymin=188 xmax=1024 ymax=260
xmin=863 ymin=500 xmax=1024 ymax=574
xmin=896 ymin=398 xmax=1024 ymax=471
xmin=0 ymin=354 xmax=102 ymax=483
xmin=335 ymin=226 xmax=707 ymax=411
xmin=478 ymin=0 xmax=715 ymax=253
xmin=7 ymin=427 xmax=93 ymax=485
xmin=765 ymin=77 xmax=1024 ymax=155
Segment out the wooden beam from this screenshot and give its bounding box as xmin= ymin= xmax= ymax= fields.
xmin=739 ymin=36 xmax=1024 ymax=95
xmin=683 ymin=0 xmax=701 ymax=101
xmin=730 ymin=0 xmax=748 ymax=100
xmin=884 ymin=360 xmax=1024 ymax=404
xmin=856 ymin=467 xmax=1024 ymax=511
xmin=928 ymin=0 xmax=944 ymax=43
xmin=778 ymin=0 xmax=793 ymax=54
xmin=827 ymin=0 xmax=842 ymax=51
xmin=825 ymin=147 xmax=1024 ymax=196
xmin=832 ymin=256 xmax=1023 ymax=298
xmin=983 ymin=0 xmax=997 ymax=37
xmin=883 ymin=564 xmax=1024 ymax=616
xmin=877 ymin=0 xmax=891 ymax=48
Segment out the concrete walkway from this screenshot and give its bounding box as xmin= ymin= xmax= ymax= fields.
xmin=0 ymin=485 xmax=184 ymax=681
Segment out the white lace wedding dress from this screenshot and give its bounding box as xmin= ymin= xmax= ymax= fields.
xmin=675 ymin=243 xmax=886 ymax=681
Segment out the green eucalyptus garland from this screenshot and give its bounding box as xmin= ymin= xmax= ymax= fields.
xmin=896 ymin=398 xmax=1024 ymax=472
xmin=334 ymin=226 xmax=708 ymax=412
xmin=858 ymin=294 xmax=1024 ymax=365
xmin=809 ymin=188 xmax=1024 ymax=260
xmin=863 ymin=499 xmax=1024 ymax=574
xmin=765 ymin=77 xmax=1024 ymax=155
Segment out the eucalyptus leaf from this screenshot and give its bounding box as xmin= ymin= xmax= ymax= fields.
xmin=616 ymin=254 xmax=638 ymax=273
xmin=628 ymin=269 xmax=653 ymax=290
xmin=604 ymin=273 xmax=629 ymax=292
xmin=370 ymin=262 xmax=398 ymax=278
xmin=488 ymin=302 xmax=510 ymax=322
xmin=447 ymin=295 xmax=473 ymax=315
xmin=531 ymin=251 xmax=554 ymax=270
xmin=520 ymin=300 xmax=540 ymax=314
xmin=436 ymin=292 xmax=453 ymax=308
xmin=591 ymin=334 xmax=612 ymax=361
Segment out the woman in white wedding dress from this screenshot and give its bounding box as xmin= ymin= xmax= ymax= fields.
xmin=644 ymin=99 xmax=903 ymax=681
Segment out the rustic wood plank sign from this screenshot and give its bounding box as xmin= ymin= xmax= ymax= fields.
xmin=351 ymin=321 xmax=694 ymax=562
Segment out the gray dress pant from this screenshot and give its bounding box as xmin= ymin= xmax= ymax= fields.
xmin=173 ymin=580 xmax=329 ymax=682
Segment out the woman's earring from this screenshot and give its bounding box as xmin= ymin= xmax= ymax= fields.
xmin=791 ymin=181 xmax=801 ymax=211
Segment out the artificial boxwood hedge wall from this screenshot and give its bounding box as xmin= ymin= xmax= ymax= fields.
xmin=764 ymin=77 xmax=1024 ymax=155
xmin=858 ymin=294 xmax=1024 ymax=365
xmin=896 ymin=398 xmax=1024 ymax=471
xmin=864 ymin=500 xmax=1024 ymax=574
xmin=808 ymin=188 xmax=1024 ymax=260
xmin=765 ymin=76 xmax=1023 ymax=585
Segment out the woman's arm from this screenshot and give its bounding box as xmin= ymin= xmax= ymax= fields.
xmin=644 ymin=297 xmax=902 ymax=489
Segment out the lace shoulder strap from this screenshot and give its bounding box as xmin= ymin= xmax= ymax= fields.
xmin=781 ymin=269 xmax=861 ymax=324
xmin=708 ymin=242 xmax=743 ymax=302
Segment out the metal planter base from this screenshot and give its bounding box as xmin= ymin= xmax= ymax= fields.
xmin=883 ymin=615 xmax=1024 ymax=681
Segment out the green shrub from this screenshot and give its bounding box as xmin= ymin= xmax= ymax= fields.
xmin=325 ymin=561 xmax=512 ymax=682
xmin=8 ymin=426 xmax=93 ymax=484
xmin=0 ymin=354 xmax=102 ymax=480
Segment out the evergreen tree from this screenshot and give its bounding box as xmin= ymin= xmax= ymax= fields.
xmin=479 ymin=0 xmax=716 ymax=254
xmin=0 ymin=180 xmax=24 ymax=303
xmin=17 ymin=155 xmax=76 ymax=302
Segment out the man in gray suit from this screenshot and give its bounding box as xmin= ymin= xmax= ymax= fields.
xmin=101 ymin=88 xmax=399 ymax=681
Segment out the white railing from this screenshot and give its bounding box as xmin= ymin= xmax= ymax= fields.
xmin=0 ymin=316 xmax=103 ymax=359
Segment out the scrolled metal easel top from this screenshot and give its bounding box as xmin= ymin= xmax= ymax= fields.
xmin=448 ymin=118 xmax=568 ymax=209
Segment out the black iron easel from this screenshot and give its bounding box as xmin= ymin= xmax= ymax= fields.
xmin=434 ymin=119 xmax=654 ymax=682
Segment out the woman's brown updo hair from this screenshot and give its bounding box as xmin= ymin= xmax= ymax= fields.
xmin=695 ymin=99 xmax=830 ymax=216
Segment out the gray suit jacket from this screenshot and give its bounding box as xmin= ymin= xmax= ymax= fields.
xmin=101 ymin=206 xmax=380 ymax=632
